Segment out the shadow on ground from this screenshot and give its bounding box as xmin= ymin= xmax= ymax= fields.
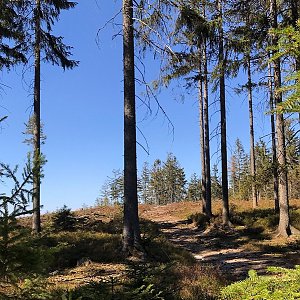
xmin=158 ymin=220 xmax=300 ymax=281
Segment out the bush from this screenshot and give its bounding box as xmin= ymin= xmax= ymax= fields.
xmin=220 ymin=266 xmax=300 ymax=300
xmin=187 ymin=213 xmax=210 ymax=229
xmin=291 ymin=209 xmax=300 ymax=230
xmin=52 ymin=205 xmax=76 ymax=231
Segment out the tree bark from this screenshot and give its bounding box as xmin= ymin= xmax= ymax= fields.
xmin=198 ymin=63 xmax=206 ymax=214
xmin=122 ymin=0 xmax=142 ymax=253
xmin=202 ymin=3 xmax=212 ymax=218
xmin=268 ymin=58 xmax=279 ymax=213
xmin=32 ymin=0 xmax=41 ymax=234
xmin=246 ymin=55 xmax=258 ymax=208
xmin=217 ymin=0 xmax=230 ymax=225
xmin=270 ymin=0 xmax=291 ymax=237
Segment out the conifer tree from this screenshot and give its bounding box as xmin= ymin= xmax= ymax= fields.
xmin=122 ymin=0 xmax=142 ymax=254
xmin=187 ymin=173 xmax=202 ymax=201
xmin=27 ymin=0 xmax=78 ymax=233
xmin=216 ymin=0 xmax=230 ymax=225
xmin=0 ymin=1 xmax=27 ymax=71
xmin=269 ymin=0 xmax=292 ymax=237
xmin=140 ymin=162 xmax=153 ymax=204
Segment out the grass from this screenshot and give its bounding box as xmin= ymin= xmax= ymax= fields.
xmin=2 ymin=199 xmax=300 ymax=299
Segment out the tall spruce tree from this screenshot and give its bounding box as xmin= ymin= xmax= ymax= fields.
xmin=122 ymin=0 xmax=142 ymax=254
xmin=163 ymin=153 xmax=186 ymax=202
xmin=140 ymin=162 xmax=153 ymax=204
xmin=268 ymin=58 xmax=280 ymax=212
xmin=187 ymin=173 xmax=202 ymax=201
xmin=216 ymin=0 xmax=230 ymax=225
xmin=157 ymin=1 xmax=215 ymax=217
xmin=28 ymin=0 xmax=78 ymax=233
xmin=269 ymin=0 xmax=292 ymax=237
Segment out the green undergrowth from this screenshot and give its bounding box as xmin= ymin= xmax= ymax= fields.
xmin=231 ymin=206 xmax=300 ymax=231
xmin=187 ymin=206 xmax=300 ymax=234
xmin=1 ymin=210 xmax=225 ymax=299
xmin=221 ymin=266 xmax=300 ymax=300
xmin=6 ymin=261 xmax=225 ymax=300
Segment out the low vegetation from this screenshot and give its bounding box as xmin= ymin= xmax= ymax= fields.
xmin=0 ymin=200 xmax=299 ymax=299
xmin=221 ymin=266 xmax=300 ymax=300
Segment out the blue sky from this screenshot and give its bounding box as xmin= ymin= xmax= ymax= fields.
xmin=0 ymin=1 xmax=271 ymax=212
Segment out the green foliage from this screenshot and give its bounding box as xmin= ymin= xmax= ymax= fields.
xmin=99 ymin=153 xmax=187 ymax=205
xmin=16 ymin=277 xmax=54 ymax=300
xmin=48 ymin=231 xmax=123 ymax=268
xmin=221 ymin=266 xmax=300 ymax=300
xmin=0 ymin=162 xmax=34 ymax=281
xmin=230 ymin=207 xmax=278 ymax=231
xmin=290 ymin=209 xmax=300 ymax=230
xmin=52 ymin=205 xmax=76 ymax=231
xmin=187 ymin=212 xmax=210 ymax=229
xmin=149 ymin=153 xmax=187 ymax=205
xmin=229 ymin=139 xmax=251 ymax=200
xmin=211 ymin=164 xmax=222 ymax=200
xmin=186 ymin=173 xmax=202 ymax=202
xmin=0 ymin=1 xmax=27 ymax=69
xmin=269 ymin=19 xmax=300 ymax=113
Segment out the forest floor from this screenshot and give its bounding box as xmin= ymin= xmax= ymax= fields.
xmin=140 ymin=201 xmax=300 ymax=281
xmin=12 ymin=199 xmax=300 ymax=297
xmin=46 ymin=199 xmax=300 ymax=285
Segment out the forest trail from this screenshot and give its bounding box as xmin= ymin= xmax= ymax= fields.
xmin=142 ymin=204 xmax=300 ymax=281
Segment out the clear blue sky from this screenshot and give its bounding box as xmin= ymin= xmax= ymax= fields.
xmin=0 ymin=1 xmax=271 ymax=212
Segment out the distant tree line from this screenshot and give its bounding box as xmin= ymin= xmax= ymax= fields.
xmin=97 ymin=125 xmax=300 ymax=206
xmin=230 ymin=123 xmax=300 ymax=201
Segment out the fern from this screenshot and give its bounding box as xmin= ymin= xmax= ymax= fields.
xmin=221 ymin=266 xmax=300 ymax=300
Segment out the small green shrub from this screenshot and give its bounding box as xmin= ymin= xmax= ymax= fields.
xmin=230 ymin=208 xmax=279 ymax=232
xmin=52 ymin=205 xmax=76 ymax=231
xmin=187 ymin=213 xmax=210 ymax=229
xmin=50 ymin=231 xmax=123 ymax=268
xmin=220 ymin=266 xmax=300 ymax=300
xmin=291 ymin=209 xmax=300 ymax=230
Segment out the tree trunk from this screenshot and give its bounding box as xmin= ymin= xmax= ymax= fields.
xmin=270 ymin=0 xmax=291 ymax=237
xmin=198 ymin=63 xmax=206 ymax=214
xmin=122 ymin=0 xmax=142 ymax=253
xmin=202 ymin=3 xmax=212 ymax=218
xmin=32 ymin=0 xmax=41 ymax=234
xmin=246 ymin=55 xmax=258 ymax=208
xmin=217 ymin=0 xmax=230 ymax=225
xmin=268 ymin=57 xmax=279 ymax=213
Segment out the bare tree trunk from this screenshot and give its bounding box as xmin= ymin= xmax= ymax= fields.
xmin=122 ymin=0 xmax=142 ymax=253
xmin=268 ymin=58 xmax=279 ymax=213
xmin=246 ymin=55 xmax=258 ymax=208
xmin=198 ymin=71 xmax=206 ymax=214
xmin=270 ymin=0 xmax=291 ymax=237
xmin=32 ymin=0 xmax=41 ymax=234
xmin=202 ymin=3 xmax=212 ymax=218
xmin=217 ymin=0 xmax=230 ymax=225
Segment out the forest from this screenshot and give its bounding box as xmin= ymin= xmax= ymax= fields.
xmin=0 ymin=0 xmax=300 ymax=299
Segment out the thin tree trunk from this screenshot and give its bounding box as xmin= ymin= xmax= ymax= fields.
xmin=270 ymin=0 xmax=291 ymax=237
xmin=122 ymin=0 xmax=142 ymax=253
xmin=202 ymin=2 xmax=212 ymax=218
xmin=198 ymin=66 xmax=206 ymax=214
xmin=32 ymin=0 xmax=41 ymax=234
xmin=246 ymin=55 xmax=258 ymax=208
xmin=217 ymin=0 xmax=230 ymax=225
xmin=268 ymin=57 xmax=279 ymax=213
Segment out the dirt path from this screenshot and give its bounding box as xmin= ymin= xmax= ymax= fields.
xmin=142 ymin=205 xmax=300 ymax=281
